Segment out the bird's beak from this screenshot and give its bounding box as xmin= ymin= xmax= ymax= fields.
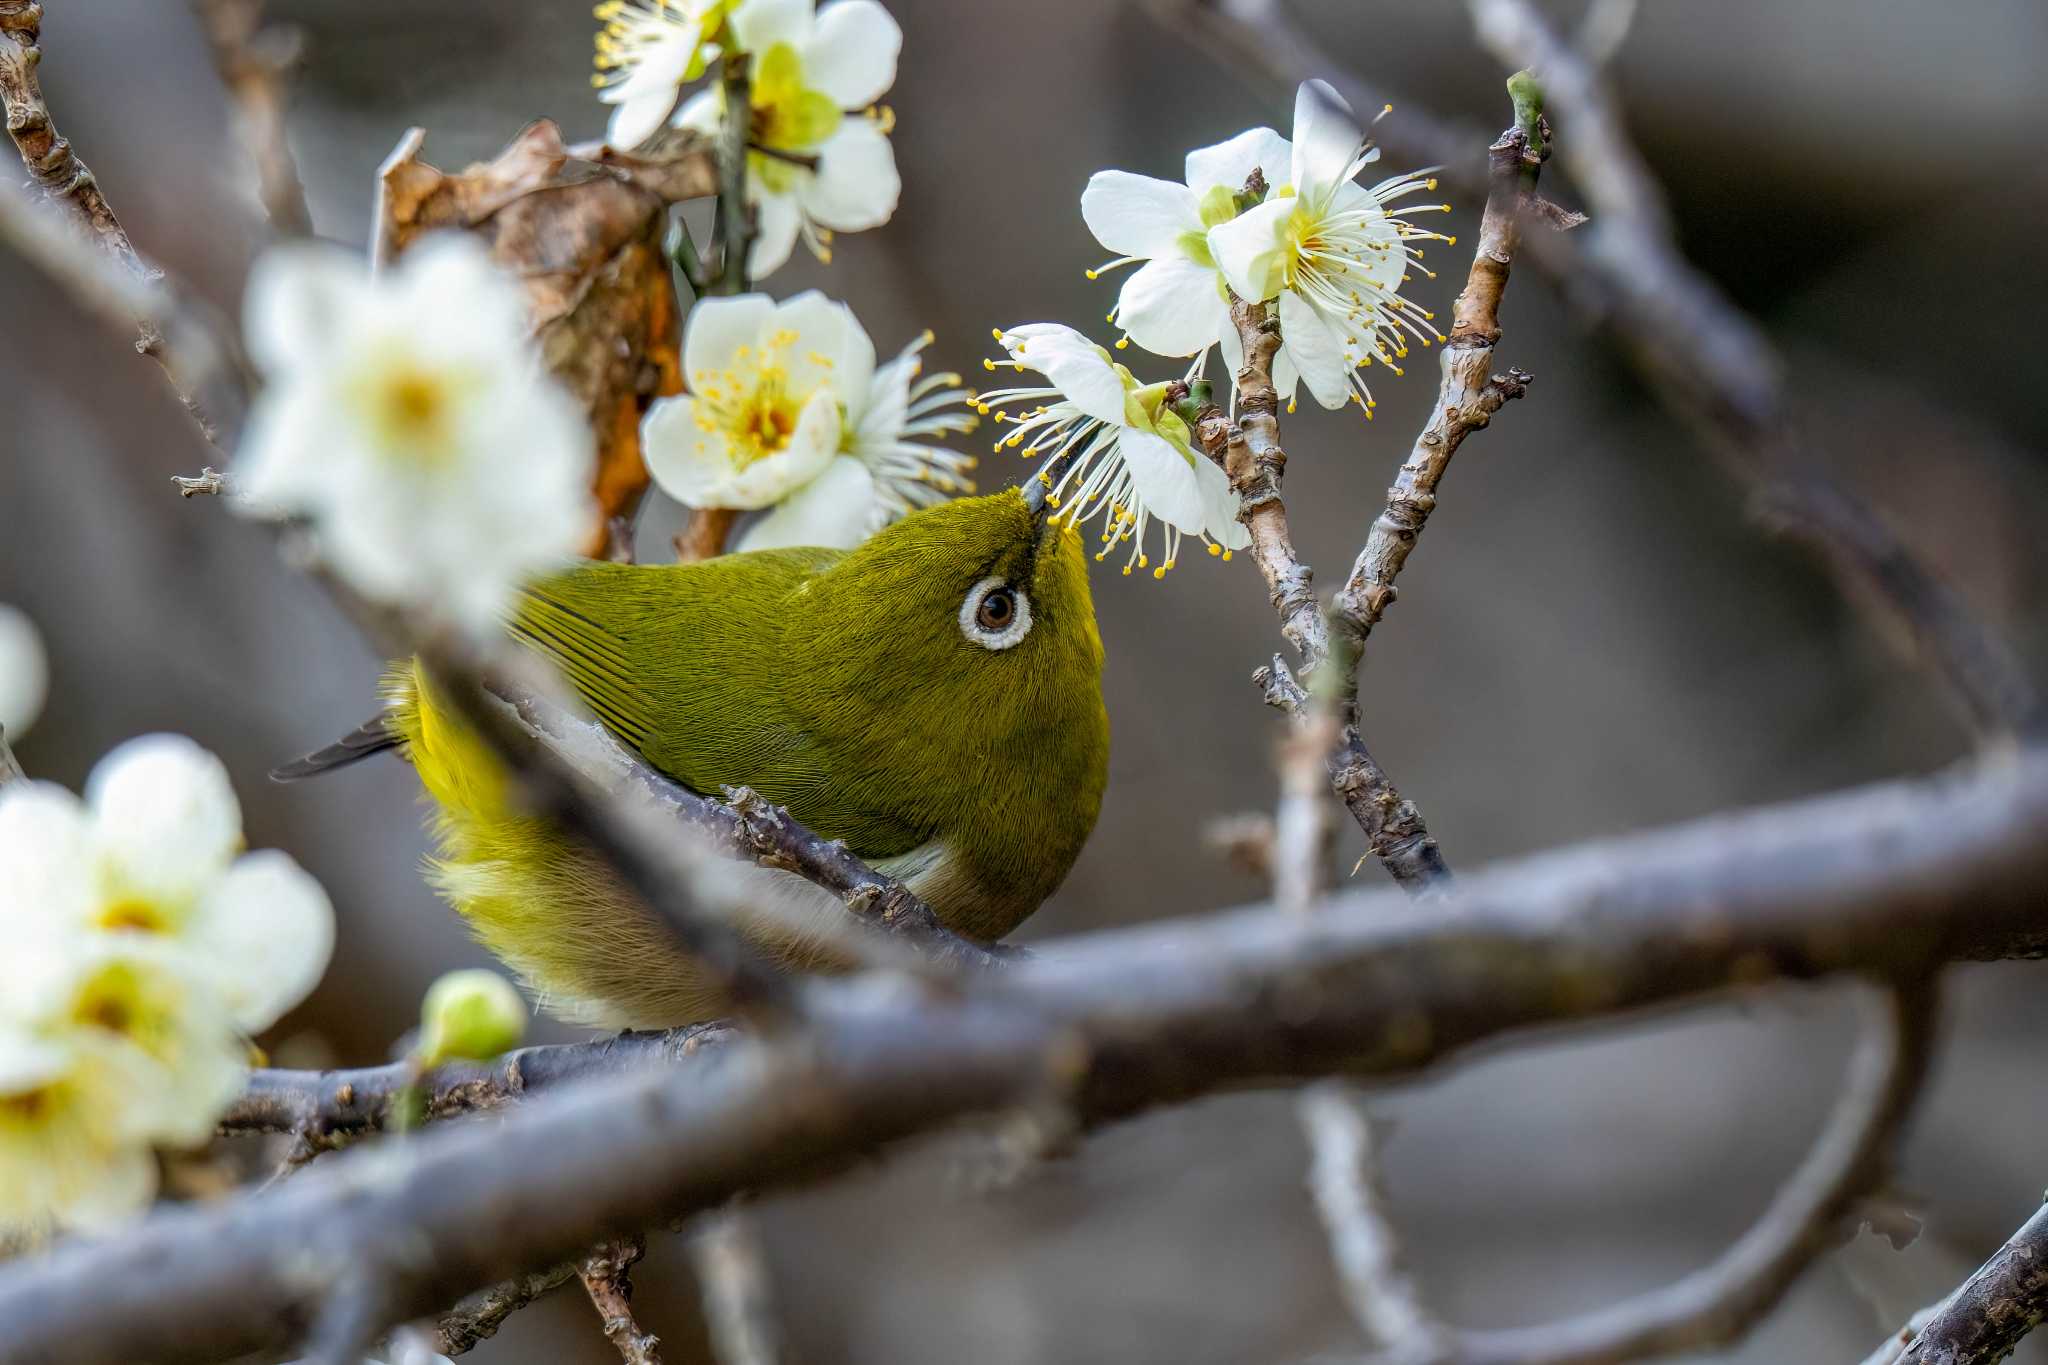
xmin=1021 ymin=448 xmax=1080 ymax=528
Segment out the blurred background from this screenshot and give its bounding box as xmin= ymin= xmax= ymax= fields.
xmin=4 ymin=1 xmax=2046 ymax=1360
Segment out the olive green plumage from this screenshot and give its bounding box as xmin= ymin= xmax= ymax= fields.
xmin=367 ymin=490 xmax=1108 ymax=1028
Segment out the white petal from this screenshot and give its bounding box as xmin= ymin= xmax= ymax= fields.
xmin=768 ymin=290 xmax=851 ymax=397
xmin=388 ymin=234 xmax=530 ymax=355
xmin=737 ymin=456 xmax=877 ymax=551
xmin=1279 ymin=290 xmax=1353 ymax=410
xmin=1118 ymin=429 xmax=1206 ymax=533
xmin=801 ymin=0 xmax=901 ymax=108
xmin=1080 ymin=171 xmax=1200 ymax=259
xmin=747 ymin=189 xmax=802 ymax=279
xmin=1000 ymin=324 xmax=1125 ymax=426
xmin=833 ymin=308 xmax=879 ymax=426
xmin=802 ymin=119 xmax=899 ymax=231
xmin=1272 ymin=338 xmax=1301 ymax=409
xmin=729 ymin=0 xmax=812 ymax=51
xmin=642 ymin=394 xmax=729 ymax=506
xmin=242 ymin=243 xmax=367 ymax=376
xmin=0 ymin=603 xmax=48 ymax=739
xmin=1117 ymin=256 xmax=1230 ymax=358
xmin=85 ymin=735 xmax=241 ymax=906
xmin=1291 ymin=78 xmax=1363 ymax=194
xmin=1194 ymin=451 xmax=1251 ymax=550
xmin=1206 ymin=197 xmax=1293 ymax=303
xmin=1183 ymin=126 xmax=1291 ymax=196
xmin=188 ymin=850 xmax=336 ymax=1033
xmin=607 ymin=85 xmax=682 ymax=151
xmin=0 ymin=783 xmax=96 ymax=946
xmin=674 ymin=86 xmax=723 ymax=135
xmin=682 ymin=294 xmax=777 ymax=385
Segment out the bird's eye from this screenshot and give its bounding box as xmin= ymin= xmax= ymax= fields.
xmin=958 ymin=576 xmax=1032 ymax=651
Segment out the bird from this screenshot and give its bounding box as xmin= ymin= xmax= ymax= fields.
xmin=276 ymin=488 xmax=1109 ymax=1028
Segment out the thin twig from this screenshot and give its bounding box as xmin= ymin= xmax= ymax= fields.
xmin=1355 ymin=981 xmax=1940 ymax=1365
xmin=1895 ymin=1200 xmax=2048 ymax=1364
xmin=1464 ymin=0 xmax=2040 ymax=744
xmin=580 ymin=1237 xmax=663 ymax=1365
xmin=674 ymin=506 xmax=740 ymax=563
xmin=689 ymin=1211 xmax=783 ymax=1365
xmin=189 ymin=0 xmax=312 ymax=234
xmin=1300 ymin=1082 xmax=1448 ymax=1362
xmin=435 ymin=1263 xmax=581 ymax=1357
xmin=62 ymin=748 xmax=2048 ymax=1362
xmin=0 ymin=724 xmax=24 ymax=786
xmin=0 ymin=1 xmax=232 ymax=442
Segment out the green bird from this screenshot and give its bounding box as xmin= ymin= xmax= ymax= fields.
xmin=280 ymin=489 xmax=1109 ymax=1028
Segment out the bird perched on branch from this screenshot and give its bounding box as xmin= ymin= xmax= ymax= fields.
xmin=278 ymin=489 xmax=1109 ymax=1027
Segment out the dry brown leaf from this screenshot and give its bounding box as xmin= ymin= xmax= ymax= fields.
xmin=373 ymin=120 xmax=717 ymax=555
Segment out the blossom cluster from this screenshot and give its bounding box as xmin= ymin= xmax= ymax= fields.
xmin=0 ymin=736 xmax=334 ymax=1234
xmin=975 ymin=79 xmax=1451 ymax=578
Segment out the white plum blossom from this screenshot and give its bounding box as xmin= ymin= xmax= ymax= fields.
xmin=0 ymin=735 xmax=335 ymax=1035
xmin=642 ymin=291 xmax=853 ymax=511
xmin=739 ymin=322 xmax=979 ymax=551
xmin=594 ymin=0 xmax=735 ymax=149
xmin=1082 ymin=126 xmax=1311 ymax=397
xmin=1207 ymin=80 xmax=1452 ymax=414
xmin=233 ymin=235 xmax=595 ymax=634
xmin=676 ymin=0 xmax=903 ymax=279
xmin=0 ymin=603 xmax=47 ymax=740
xmin=0 ymin=736 xmax=334 ymax=1233
xmin=976 ymin=324 xmax=1248 ymax=578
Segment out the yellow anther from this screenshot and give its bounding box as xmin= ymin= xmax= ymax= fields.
xmin=1084 ymin=269 xmax=1099 ymax=280
xmin=1207 ymin=543 xmax=1221 ymax=557
xmin=1152 ymin=566 xmax=1166 ymax=579
xmin=982 ymin=358 xmax=997 ymax=370
xmin=991 ymin=327 xmax=1004 ymax=340
xmin=1114 ymin=337 xmax=1129 ymax=350
xmin=1222 ymin=550 xmax=1233 ymax=562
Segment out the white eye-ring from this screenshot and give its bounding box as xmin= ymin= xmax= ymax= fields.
xmin=959 ymin=576 xmax=1032 ymax=650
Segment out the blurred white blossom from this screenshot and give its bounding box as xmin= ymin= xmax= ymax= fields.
xmin=594 ymin=0 xmax=736 ymax=149
xmin=0 ymin=736 xmax=334 ymax=1233
xmin=676 ymin=0 xmax=903 ymax=278
xmin=233 ymin=235 xmax=595 ymax=634
xmin=1207 ymin=80 xmax=1451 ymax=413
xmin=738 ymin=322 xmax=978 ymax=551
xmin=977 ymin=325 xmax=1248 ymax=577
xmin=0 ymin=603 xmax=47 ymax=740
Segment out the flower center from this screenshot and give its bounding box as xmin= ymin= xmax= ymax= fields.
xmin=696 ymin=331 xmax=813 ymax=469
xmin=0 ymin=1086 xmax=54 ymax=1125
xmin=95 ymin=897 xmax=167 ymax=934
xmin=750 ymin=42 xmax=842 ymax=151
xmin=351 ymin=353 xmax=469 ymax=466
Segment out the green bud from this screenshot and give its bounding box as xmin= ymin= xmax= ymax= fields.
xmin=416 ymin=968 xmax=527 ymax=1066
xmin=1195 ymin=183 xmax=1240 ymax=229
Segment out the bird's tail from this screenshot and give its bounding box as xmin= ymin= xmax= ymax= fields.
xmin=270 ymin=715 xmax=401 ymax=782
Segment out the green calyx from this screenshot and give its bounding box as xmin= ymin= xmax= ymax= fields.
xmin=1125 ymin=379 xmax=1201 ymax=468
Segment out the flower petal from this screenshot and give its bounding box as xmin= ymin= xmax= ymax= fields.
xmin=1194 ymin=451 xmax=1251 ymax=550
xmin=188 ymin=849 xmax=336 ymax=1033
xmin=1000 ymin=324 xmax=1126 ymax=426
xmin=747 ymin=188 xmax=803 ymax=280
xmin=1272 ymin=338 xmax=1301 ymax=409
xmin=1117 ymin=256 xmax=1230 ymax=358
xmin=1206 ymin=197 xmax=1292 ymax=303
xmin=85 ymin=735 xmax=241 ymax=907
xmin=1184 ymin=126 xmax=1291 ymax=197
xmin=0 ymin=602 xmax=48 ymax=739
xmin=642 ymin=394 xmax=727 ymax=506
xmin=833 ymin=307 xmax=879 ymax=427
xmin=801 ymin=118 xmax=899 ymax=231
xmin=1118 ymin=429 xmax=1206 ymax=533
xmin=1278 ymin=290 xmax=1353 ymax=409
xmin=1291 ymin=78 xmax=1363 ymax=195
xmin=737 ymin=456 xmax=878 ymax=551
xmin=682 ymin=294 xmax=777 ymax=385
xmin=607 ymin=84 xmax=682 ymax=151
xmin=0 ymin=782 xmax=95 ymax=941
xmin=729 ymin=0 xmax=812 ymax=51
xmin=768 ymin=290 xmax=852 ymax=398
xmin=801 ymin=0 xmax=901 ymax=108
xmin=1080 ymin=171 xmax=1200 ymax=259
xmin=674 ymin=86 xmax=722 ymax=134
xmin=242 ymin=243 xmax=366 ymax=376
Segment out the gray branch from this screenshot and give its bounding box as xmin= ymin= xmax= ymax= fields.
xmin=8 ymin=747 xmax=2048 ymax=1363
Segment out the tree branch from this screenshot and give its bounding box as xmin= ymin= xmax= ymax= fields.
xmin=188 ymin=0 xmax=312 ymax=234
xmin=580 ymin=1237 xmax=663 ymax=1365
xmin=1894 ymin=1200 xmax=2048 ymax=1364
xmin=25 ymin=748 xmax=2045 ymax=1362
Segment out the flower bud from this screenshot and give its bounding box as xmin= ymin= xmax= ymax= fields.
xmin=416 ymin=969 xmax=526 ymax=1066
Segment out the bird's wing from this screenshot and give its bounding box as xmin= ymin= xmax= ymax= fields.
xmin=511 ymin=553 xmax=931 ymax=860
